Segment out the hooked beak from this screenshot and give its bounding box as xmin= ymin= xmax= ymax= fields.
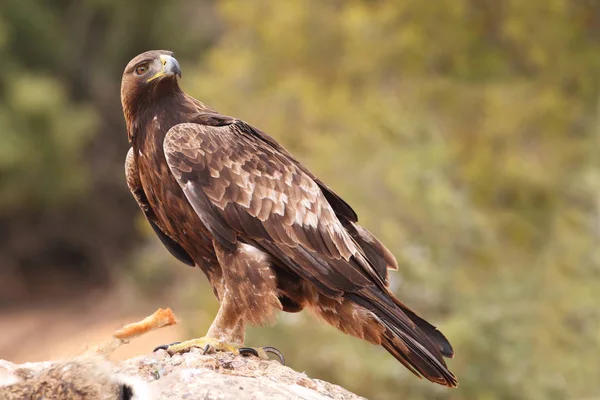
xmin=147 ymin=54 xmax=182 ymax=82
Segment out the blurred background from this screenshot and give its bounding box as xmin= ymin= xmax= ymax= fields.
xmin=0 ymin=0 xmax=599 ymax=399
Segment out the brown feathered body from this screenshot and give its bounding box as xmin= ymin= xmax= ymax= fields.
xmin=121 ymin=50 xmax=457 ymax=387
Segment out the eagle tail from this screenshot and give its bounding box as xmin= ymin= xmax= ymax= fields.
xmin=347 ymin=290 xmax=458 ymax=387
xmin=391 ymin=296 xmax=455 ymax=358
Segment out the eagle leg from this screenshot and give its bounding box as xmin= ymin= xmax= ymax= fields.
xmin=152 ymin=299 xmax=285 ymax=363
xmin=156 ymin=295 xmax=246 ymax=355
xmin=154 ymin=241 xmax=286 ymax=360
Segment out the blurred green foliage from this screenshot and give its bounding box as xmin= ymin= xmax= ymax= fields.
xmin=0 ymin=0 xmax=217 ymax=299
xmin=2 ymin=1 xmax=600 ymax=399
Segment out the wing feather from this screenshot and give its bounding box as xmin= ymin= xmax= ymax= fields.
xmin=164 ymin=121 xmax=386 ymax=291
xmin=235 ymin=120 xmax=359 ymax=223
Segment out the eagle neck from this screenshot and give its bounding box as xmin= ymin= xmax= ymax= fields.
xmin=130 ymin=84 xmax=186 ymax=152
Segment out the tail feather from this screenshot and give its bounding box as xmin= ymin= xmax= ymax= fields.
xmin=347 ymin=290 xmax=458 ymax=387
xmin=392 ymin=297 xmax=454 ymax=358
xmin=381 ymin=336 xmax=423 ymax=379
xmin=382 ymin=322 xmax=458 ymax=387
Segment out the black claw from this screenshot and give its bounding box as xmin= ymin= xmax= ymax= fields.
xmin=262 ymin=346 xmax=285 ymax=365
xmin=202 ymin=344 xmax=212 ymax=355
xmin=239 ymin=347 xmax=259 ymax=358
xmin=238 ymin=346 xmax=285 ymax=365
xmin=153 ymin=341 xmax=181 ymax=352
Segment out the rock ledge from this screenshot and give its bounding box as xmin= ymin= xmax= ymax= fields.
xmin=0 ymin=348 xmax=365 ymax=400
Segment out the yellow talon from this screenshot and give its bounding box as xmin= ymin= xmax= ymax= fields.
xmin=155 ymin=337 xmax=285 ymax=364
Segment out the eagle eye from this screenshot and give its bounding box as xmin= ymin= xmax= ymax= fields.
xmin=135 ymin=63 xmax=149 ymax=76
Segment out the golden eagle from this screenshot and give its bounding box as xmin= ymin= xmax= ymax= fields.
xmin=121 ymin=50 xmax=457 ymax=387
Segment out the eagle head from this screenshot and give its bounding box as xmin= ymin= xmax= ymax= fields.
xmin=121 ymin=50 xmax=182 ymax=140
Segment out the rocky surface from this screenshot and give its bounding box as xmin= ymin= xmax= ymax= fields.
xmin=0 ymin=348 xmax=365 ymax=400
